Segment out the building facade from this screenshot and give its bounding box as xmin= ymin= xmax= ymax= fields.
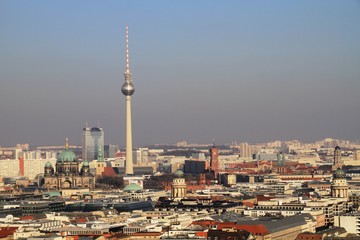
xmin=171 ymin=170 xmax=186 ymax=199
xmin=43 ymin=139 xmax=95 ymax=190
xmin=331 ymin=168 xmax=349 ymax=198
xmin=332 ymin=146 xmax=343 ymax=171
xmin=210 ymin=145 xmax=219 ymax=176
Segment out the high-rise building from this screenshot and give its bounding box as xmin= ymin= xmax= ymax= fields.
xmin=121 ymin=26 xmax=135 ymax=175
xmin=135 ymin=148 xmax=149 ymax=165
xmin=239 ymin=142 xmax=252 ymax=158
xmin=82 ymin=126 xmax=104 ymax=161
xmin=104 ymin=145 xmax=116 ymax=158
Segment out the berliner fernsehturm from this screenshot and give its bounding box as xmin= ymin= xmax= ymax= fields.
xmin=121 ymin=26 xmax=135 ymax=175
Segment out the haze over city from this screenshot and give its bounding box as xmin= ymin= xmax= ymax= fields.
xmin=1 ymin=1 xmax=359 ymax=146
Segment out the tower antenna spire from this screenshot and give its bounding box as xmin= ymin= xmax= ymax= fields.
xmin=125 ymin=25 xmax=130 ymax=76
xmin=65 ymin=138 xmax=69 ymax=150
xmin=121 ymin=25 xmax=135 ymax=175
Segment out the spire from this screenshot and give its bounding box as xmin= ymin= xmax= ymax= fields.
xmin=65 ymin=138 xmax=69 ymax=150
xmin=125 ymin=25 xmax=130 ymax=77
xmin=98 ymin=146 xmax=104 ymax=162
xmin=121 ymin=25 xmax=135 ymax=96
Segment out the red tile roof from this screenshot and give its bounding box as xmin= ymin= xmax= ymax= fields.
xmin=19 ymin=215 xmax=34 ymax=220
xmin=235 ymin=224 xmax=269 ymax=236
xmin=0 ymin=227 xmax=18 ymax=238
xmin=296 ymin=233 xmax=323 ymax=240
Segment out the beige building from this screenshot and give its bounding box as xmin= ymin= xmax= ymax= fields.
xmin=171 ymin=170 xmax=186 ymax=199
xmin=334 ymin=213 xmax=360 ymax=235
xmin=331 ymin=169 xmax=348 ymax=198
xmin=306 ymin=198 xmax=350 ymax=226
xmin=0 ymin=158 xmax=56 ymax=179
xmin=239 ymin=142 xmax=252 ymax=158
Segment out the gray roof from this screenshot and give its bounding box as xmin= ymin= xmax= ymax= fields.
xmin=213 ymin=212 xmax=316 ymax=234
xmin=259 ymin=214 xmax=315 ymax=233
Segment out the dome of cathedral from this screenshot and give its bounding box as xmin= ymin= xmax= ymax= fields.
xmin=57 ymin=150 xmax=77 ymax=163
xmin=57 ymin=138 xmax=77 ymax=163
xmin=82 ymin=161 xmax=89 ymax=167
xmin=174 ymin=169 xmax=184 ymax=178
xmin=333 ymin=168 xmax=345 ymax=179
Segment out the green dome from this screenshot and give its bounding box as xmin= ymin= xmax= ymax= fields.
xmin=334 ymin=168 xmax=345 ymax=179
xmin=123 ymin=183 xmax=142 ymax=192
xmin=83 ymin=161 xmax=89 ymax=167
xmin=174 ymin=169 xmax=184 ymax=178
xmin=45 ymin=161 xmax=52 ymax=167
xmin=57 ymin=150 xmax=77 ymax=163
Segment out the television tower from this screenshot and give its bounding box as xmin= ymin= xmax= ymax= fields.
xmin=121 ymin=26 xmax=135 ymax=175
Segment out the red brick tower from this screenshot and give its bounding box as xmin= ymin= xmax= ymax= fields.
xmin=210 ymin=142 xmax=219 ymax=177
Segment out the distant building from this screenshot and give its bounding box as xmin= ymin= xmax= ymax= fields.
xmin=239 ymin=142 xmax=252 ymax=158
xmin=191 ymin=152 xmax=205 ymax=159
xmin=332 ymin=146 xmax=343 ymax=171
xmin=354 ymin=149 xmax=360 ymax=161
xmin=176 ymin=141 xmax=188 ymax=147
xmin=171 ymin=169 xmax=186 ymax=199
xmin=331 ymin=168 xmax=348 ymax=198
xmin=104 ymin=145 xmax=116 ymax=158
xmin=135 ymin=148 xmax=149 ymax=165
xmin=210 ymin=144 xmax=219 ymax=176
xmin=184 ymin=160 xmax=206 ymax=175
xmin=82 ymin=126 xmax=104 ymax=161
xmin=221 ymin=174 xmax=236 ymax=187
xmin=253 ymin=153 xmax=278 ymax=161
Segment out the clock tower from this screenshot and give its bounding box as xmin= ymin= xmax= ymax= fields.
xmin=210 ymin=142 xmax=219 ymax=177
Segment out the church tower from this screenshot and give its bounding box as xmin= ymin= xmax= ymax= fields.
xmin=171 ymin=169 xmax=187 ymax=200
xmin=331 ymin=168 xmax=348 ymax=198
xmin=332 ymin=146 xmax=343 ymax=171
xmin=95 ymin=146 xmax=106 ymax=177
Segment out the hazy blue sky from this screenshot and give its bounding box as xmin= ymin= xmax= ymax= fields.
xmin=1 ymin=1 xmax=359 ymax=146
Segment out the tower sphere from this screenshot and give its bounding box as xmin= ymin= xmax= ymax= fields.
xmin=121 ymin=81 xmax=135 ymax=96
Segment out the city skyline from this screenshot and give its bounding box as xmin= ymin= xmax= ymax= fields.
xmin=1 ymin=1 xmax=360 ymax=146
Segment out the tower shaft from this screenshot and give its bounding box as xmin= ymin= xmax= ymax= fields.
xmin=125 ymin=95 xmax=134 ymax=174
